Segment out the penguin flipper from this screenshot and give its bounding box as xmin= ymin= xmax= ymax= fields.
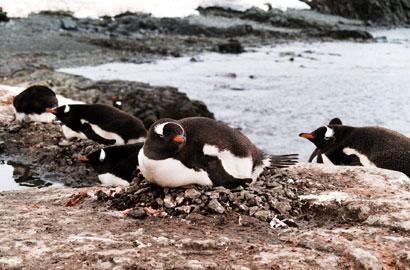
xmin=81 ymin=123 xmax=116 ymax=145
xmin=205 ymin=156 xmax=252 ymax=188
xmin=267 ymin=154 xmax=298 ymax=169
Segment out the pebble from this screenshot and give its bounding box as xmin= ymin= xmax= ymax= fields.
xmin=128 ymin=208 xmax=147 ymax=219
xmin=207 ymin=199 xmax=225 ymax=214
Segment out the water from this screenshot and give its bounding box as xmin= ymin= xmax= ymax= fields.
xmin=60 ymin=29 xmax=410 ymax=160
xmin=0 ymin=159 xmax=59 ymax=192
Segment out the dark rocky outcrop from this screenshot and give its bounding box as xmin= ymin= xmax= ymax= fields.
xmin=0 ymin=7 xmax=9 ymax=22
xmin=301 ymin=0 xmax=410 ymax=25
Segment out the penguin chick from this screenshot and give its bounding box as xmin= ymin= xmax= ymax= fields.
xmin=12 ymin=85 xmax=58 ymax=123
xmin=300 ymin=124 xmax=410 ymax=177
xmin=47 ymin=104 xmax=146 ymax=145
xmin=139 ymin=117 xmax=298 ymax=188
xmin=79 ymin=143 xmax=144 ymax=186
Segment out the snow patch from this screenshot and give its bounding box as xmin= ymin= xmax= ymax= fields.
xmin=0 ymin=0 xmax=310 ymax=18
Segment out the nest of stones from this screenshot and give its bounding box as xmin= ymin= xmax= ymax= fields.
xmin=100 ymin=168 xmax=305 ymax=228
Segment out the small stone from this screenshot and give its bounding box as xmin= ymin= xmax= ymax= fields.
xmin=163 ymin=195 xmax=176 ymax=208
xmin=128 ymin=208 xmax=147 ymax=219
xmin=8 ymin=125 xmax=22 ymax=133
xmin=60 ymin=18 xmax=77 ymax=30
xmin=249 ymin=206 xmax=259 ymax=216
xmin=185 ymin=188 xmax=201 ymax=200
xmin=207 ymin=199 xmax=225 ymax=214
xmin=155 ymin=197 xmax=164 ymax=207
xmin=176 ymin=195 xmax=184 ymax=205
xmin=175 ymin=205 xmax=191 ymax=215
xmin=254 ymin=210 xmax=272 ymax=222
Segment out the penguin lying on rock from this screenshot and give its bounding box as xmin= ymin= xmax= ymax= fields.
xmin=300 ymin=124 xmax=410 ymax=177
xmin=11 ymin=85 xmax=58 ymax=123
xmin=308 ymin=117 xmax=343 ymax=164
xmin=138 ymin=117 xmax=298 ymax=188
xmin=47 ymin=104 xmax=146 ymax=145
xmin=79 ymin=143 xmax=144 ymax=186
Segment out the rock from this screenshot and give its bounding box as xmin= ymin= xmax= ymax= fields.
xmin=60 ymin=18 xmax=77 ymax=30
xmin=254 ymin=210 xmax=272 ymax=222
xmin=0 ymin=7 xmax=9 ymax=22
xmin=207 ymin=199 xmax=225 ymax=214
xmin=185 ymin=189 xmax=201 ymax=200
xmin=163 ymin=195 xmax=176 ymax=209
xmin=310 ymin=29 xmax=373 ymax=40
xmin=301 ymin=0 xmax=410 ymax=25
xmin=216 ymin=40 xmax=245 ymax=54
xmin=349 ymin=248 xmax=383 ymax=270
xmin=0 ymin=140 xmax=5 ymax=153
xmin=127 ymin=208 xmax=147 ymax=219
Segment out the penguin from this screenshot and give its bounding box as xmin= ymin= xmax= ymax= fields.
xmin=299 ymin=124 xmax=410 ymax=177
xmin=138 ymin=117 xmax=298 ymax=188
xmin=78 ymin=143 xmax=144 ymax=186
xmin=112 ymin=95 xmax=123 ymax=110
xmin=308 ymin=118 xmax=343 ymax=164
xmin=11 ymin=85 xmax=58 ymax=122
xmin=47 ymin=104 xmax=146 ymax=145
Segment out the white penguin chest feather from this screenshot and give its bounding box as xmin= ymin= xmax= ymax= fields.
xmin=13 ymin=106 xmax=55 ymax=123
xmin=80 ymin=119 xmax=125 ymax=145
xmin=203 ymin=144 xmax=254 ymax=179
xmin=321 ymin=153 xmax=334 ymax=165
xmin=98 ymin=173 xmax=130 ymax=187
xmin=138 ymin=149 xmax=212 ymax=187
xmin=343 ymin=147 xmax=376 ymax=167
xmin=62 ymin=125 xmax=87 ymax=140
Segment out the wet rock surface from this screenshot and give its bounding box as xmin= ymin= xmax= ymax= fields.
xmin=0 ymin=165 xmax=409 ymax=269
xmin=302 ymin=0 xmax=410 ymax=25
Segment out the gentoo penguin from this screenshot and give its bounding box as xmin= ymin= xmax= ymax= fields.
xmin=299 ymin=124 xmax=410 ymax=177
xmin=112 ymin=95 xmax=123 ymax=110
xmin=79 ymin=143 xmax=143 ymax=186
xmin=11 ymin=85 xmax=58 ymax=122
xmin=308 ymin=118 xmax=343 ymax=164
xmin=47 ymin=104 xmax=146 ymax=145
xmin=138 ymin=117 xmax=298 ymax=188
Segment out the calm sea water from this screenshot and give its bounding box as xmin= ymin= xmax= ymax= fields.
xmin=61 ymin=29 xmax=410 ymax=160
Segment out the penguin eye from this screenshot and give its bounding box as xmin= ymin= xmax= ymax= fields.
xmin=158 ymin=134 xmax=164 ymax=138
xmin=324 ymin=136 xmax=333 ymax=141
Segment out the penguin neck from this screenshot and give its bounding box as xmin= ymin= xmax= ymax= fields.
xmin=143 ymin=141 xmax=182 ymax=160
xmin=322 ymin=125 xmax=356 ymax=163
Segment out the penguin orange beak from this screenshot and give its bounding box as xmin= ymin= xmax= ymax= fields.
xmin=46 ymin=108 xmax=57 ymax=114
xmin=299 ymin=133 xmax=315 ymax=140
xmin=173 ymin=135 xmax=186 ymax=144
xmin=78 ymin=156 xmax=89 ymax=162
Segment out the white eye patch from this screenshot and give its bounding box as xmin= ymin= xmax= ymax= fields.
xmin=325 ymin=126 xmax=334 ymax=139
xmin=154 ymin=122 xmax=169 ymax=136
xmin=99 ymin=149 xmax=106 ymax=162
xmin=115 ymin=101 xmax=122 ymax=106
xmin=64 ymin=105 xmax=70 ymax=113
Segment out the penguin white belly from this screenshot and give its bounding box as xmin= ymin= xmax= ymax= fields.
xmin=98 ymin=173 xmax=130 ymax=186
xmin=203 ymin=144 xmax=254 ymax=179
xmin=251 ymin=157 xmax=271 ymax=181
xmin=343 ymin=147 xmax=376 ymax=167
xmin=81 ymin=119 xmax=125 ymax=145
xmin=62 ymin=125 xmax=87 ymax=140
xmin=14 ymin=108 xmax=55 ymax=123
xmin=321 ymin=154 xmax=334 ymax=165
xmin=138 ymin=149 xmax=213 ymax=187
xmin=127 ymin=137 xmax=146 ymax=144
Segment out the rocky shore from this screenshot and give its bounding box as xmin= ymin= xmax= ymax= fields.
xmin=1 ymin=165 xmax=409 ymax=269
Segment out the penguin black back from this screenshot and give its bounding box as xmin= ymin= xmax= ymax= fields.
xmin=50 ymin=104 xmax=146 ymax=145
xmin=300 ymin=124 xmax=410 ymax=177
xmin=79 ymin=143 xmax=144 ymax=183
xmin=13 ymin=85 xmax=58 ymax=115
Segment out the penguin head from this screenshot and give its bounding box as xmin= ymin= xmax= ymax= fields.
xmin=146 ymin=119 xmax=186 ymax=154
xmin=78 ymin=149 xmax=108 ymax=169
xmin=299 ymin=125 xmax=337 ymax=151
xmin=112 ymin=96 xmax=123 ymax=110
xmin=47 ymin=105 xmax=72 ymax=120
xmin=329 ymin=118 xmax=343 ymax=125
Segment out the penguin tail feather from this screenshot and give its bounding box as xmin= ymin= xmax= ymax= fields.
xmin=267 ymin=154 xmax=298 ymax=169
